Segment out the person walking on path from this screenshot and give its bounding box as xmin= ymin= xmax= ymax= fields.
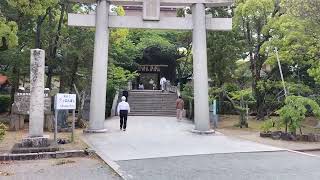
xmin=117 ymin=96 xmax=130 ymax=131
xmin=176 ymin=96 xmax=184 ymax=121
xmin=160 ymin=77 xmax=167 ymax=92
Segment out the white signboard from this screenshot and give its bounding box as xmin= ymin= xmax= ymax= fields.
xmin=55 ymin=93 xmax=76 ymax=110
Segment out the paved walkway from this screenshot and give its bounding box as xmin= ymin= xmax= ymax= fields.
xmin=117 ymin=151 xmax=320 ymax=180
xmin=82 ymin=116 xmax=320 ymax=180
xmin=83 ymin=116 xmax=282 ymax=161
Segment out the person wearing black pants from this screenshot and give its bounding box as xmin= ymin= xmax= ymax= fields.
xmin=117 ymin=96 xmax=130 ymax=131
xmin=120 ymin=110 xmax=128 ymax=130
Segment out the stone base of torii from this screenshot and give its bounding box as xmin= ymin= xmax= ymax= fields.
xmin=69 ymin=0 xmax=233 ymax=134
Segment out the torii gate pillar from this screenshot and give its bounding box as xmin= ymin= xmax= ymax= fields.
xmin=191 ymin=3 xmax=213 ymax=134
xmin=84 ymin=0 xmax=109 ymax=133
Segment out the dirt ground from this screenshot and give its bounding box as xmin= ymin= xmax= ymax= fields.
xmin=0 ymin=128 xmax=88 ymax=153
xmin=1 ymin=114 xmax=320 ymax=153
xmin=0 ymin=156 xmax=122 ymax=180
xmin=0 ymin=113 xmax=88 ymax=153
xmin=217 ymin=115 xmax=320 ymax=151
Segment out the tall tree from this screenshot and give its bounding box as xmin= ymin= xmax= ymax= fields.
xmin=234 ymin=0 xmax=281 ymax=119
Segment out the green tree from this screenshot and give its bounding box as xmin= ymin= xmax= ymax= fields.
xmin=277 ymin=95 xmax=320 ymax=134
xmin=0 ymin=17 xmax=18 ymax=50
xmin=234 ymin=0 xmax=282 ymax=119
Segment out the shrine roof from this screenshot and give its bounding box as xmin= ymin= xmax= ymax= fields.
xmin=68 ymin=0 xmax=233 ymax=7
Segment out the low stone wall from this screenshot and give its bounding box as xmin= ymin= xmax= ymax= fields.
xmin=10 ymin=93 xmax=53 ymax=131
xmin=260 ymin=131 xmax=320 ymax=142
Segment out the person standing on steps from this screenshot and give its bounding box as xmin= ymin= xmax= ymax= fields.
xmin=176 ymin=96 xmax=184 ymax=121
xmin=117 ymin=96 xmax=130 ymax=131
xmin=138 ymin=82 xmax=144 ymax=90
xmin=149 ymin=78 xmax=154 ymax=90
xmin=122 ymin=90 xmax=129 ymax=102
xmin=160 ymin=76 xmax=167 ymax=92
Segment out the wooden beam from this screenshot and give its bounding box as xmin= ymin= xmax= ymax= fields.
xmin=69 ymin=0 xmax=233 ymax=7
xmin=68 ymin=13 xmax=232 ymax=31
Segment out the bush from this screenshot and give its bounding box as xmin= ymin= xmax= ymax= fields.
xmin=0 ymin=95 xmax=10 ymax=113
xmin=277 ymin=96 xmax=320 ymax=134
xmin=260 ymin=118 xmax=281 ymax=132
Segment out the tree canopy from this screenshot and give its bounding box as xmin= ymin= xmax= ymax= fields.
xmin=1 ymin=0 xmax=320 ymax=121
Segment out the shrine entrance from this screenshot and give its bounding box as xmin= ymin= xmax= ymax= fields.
xmin=68 ymin=0 xmax=233 ymax=133
xmin=139 ymin=72 xmax=159 ymax=90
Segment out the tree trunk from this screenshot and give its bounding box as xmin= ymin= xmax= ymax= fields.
xmin=35 ymin=16 xmax=42 ymax=49
xmin=69 ymin=59 xmax=79 ymax=92
xmin=45 ymin=67 xmax=53 ymax=89
xmin=9 ymin=65 xmax=19 ymax=114
xmin=46 ymin=4 xmax=65 ymax=89
xmin=255 ymin=85 xmax=265 ymax=120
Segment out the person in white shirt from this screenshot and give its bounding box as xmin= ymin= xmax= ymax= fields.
xmin=160 ymin=77 xmax=167 ymax=92
xmin=117 ymin=96 xmax=130 ymax=131
xmin=138 ymin=83 xmax=144 ymax=90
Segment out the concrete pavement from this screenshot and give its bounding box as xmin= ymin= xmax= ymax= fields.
xmin=83 ymin=116 xmax=282 ymax=161
xmin=81 ymin=116 xmax=320 ymax=180
xmin=117 ymin=151 xmax=320 ymax=180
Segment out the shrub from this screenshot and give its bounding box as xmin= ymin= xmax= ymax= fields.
xmin=0 ymin=95 xmax=10 ymax=113
xmin=277 ymin=96 xmax=320 ymax=134
xmin=260 ymin=118 xmax=281 ymax=132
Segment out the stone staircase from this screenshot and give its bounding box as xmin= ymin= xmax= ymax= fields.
xmin=127 ymin=90 xmax=177 ymax=116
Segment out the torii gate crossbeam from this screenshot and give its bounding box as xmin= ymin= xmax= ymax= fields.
xmin=69 ymin=0 xmax=233 ymax=134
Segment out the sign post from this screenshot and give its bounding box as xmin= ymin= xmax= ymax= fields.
xmin=54 ymin=93 xmax=77 ymax=143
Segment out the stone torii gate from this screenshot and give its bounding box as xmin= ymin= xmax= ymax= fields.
xmin=68 ymin=0 xmax=233 ymax=133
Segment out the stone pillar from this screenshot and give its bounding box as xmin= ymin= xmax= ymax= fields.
xmin=29 ymin=49 xmax=45 ymax=137
xmin=85 ymin=0 xmax=109 ymax=133
xmin=191 ymin=4 xmax=213 ymax=134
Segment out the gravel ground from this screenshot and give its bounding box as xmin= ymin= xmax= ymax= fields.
xmin=117 ymin=151 xmax=320 ymax=180
xmin=0 ymin=157 xmax=122 ymax=180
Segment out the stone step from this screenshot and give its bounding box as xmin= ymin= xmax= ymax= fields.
xmin=130 ymin=105 xmax=175 ymax=107
xmin=129 ymin=102 xmax=176 ymax=106
xmin=128 ymin=101 xmax=176 ymax=103
xmin=125 ymin=90 xmax=177 ymax=117
xmin=130 ymin=107 xmax=176 ymax=109
xmin=130 ymin=107 xmax=175 ymax=109
xmin=129 ymin=113 xmax=176 ymax=116
xmin=128 ymin=97 xmax=176 ymax=99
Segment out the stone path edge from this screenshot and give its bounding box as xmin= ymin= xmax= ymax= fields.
xmin=287 ymin=149 xmax=320 ymax=158
xmin=115 ymin=149 xmax=288 ymax=162
xmin=0 ymin=150 xmax=87 ymax=161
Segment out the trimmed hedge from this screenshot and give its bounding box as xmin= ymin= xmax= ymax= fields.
xmin=0 ymin=95 xmax=10 ymax=113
